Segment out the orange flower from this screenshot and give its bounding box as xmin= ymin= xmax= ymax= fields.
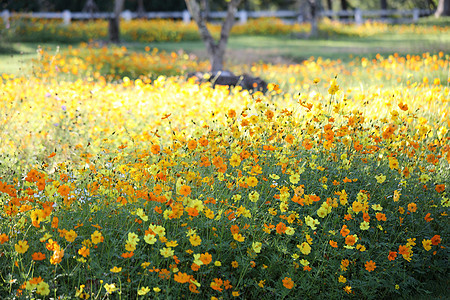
xmin=340 ymin=225 xmax=350 ymax=237
xmin=375 ymin=213 xmax=386 ymax=221
xmin=276 ymin=222 xmax=287 ymax=234
xmin=435 ymin=184 xmax=445 ymax=193
xmin=282 ymin=277 xmax=294 ymax=289
xmin=431 ymin=235 xmax=441 ymax=246
xmin=285 ymin=134 xmax=294 ymax=144
xmin=191 ymin=263 xmax=200 ymax=271
xmin=0 ymin=233 xmax=9 ymax=244
xmin=186 ymin=207 xmax=199 ymax=217
xmin=388 ymin=251 xmax=397 ymax=261
xmin=407 ymin=203 xmax=417 ymax=213
xmin=230 ymin=225 xmax=239 ymax=235
xmin=187 ymin=139 xmax=197 ymax=150
xmin=345 ymin=235 xmax=356 ymax=246
xmin=398 ymin=245 xmax=410 ymax=255
xmin=329 ymin=240 xmax=338 ymax=248
xmin=424 ymin=213 xmax=433 ymax=222
xmin=198 ymin=137 xmax=209 ymax=147
xmin=78 ymin=246 xmax=90 ymax=257
xmin=302 ymin=139 xmax=313 ymax=150
xmin=50 ymin=249 xmax=64 ymax=265
xmin=179 ymin=185 xmax=191 ymax=197
xmin=32 ymin=252 xmax=46 ymax=261
xmin=365 ymin=260 xmax=376 ymax=272
xmin=174 ymin=272 xmax=191 ymax=284
xmin=200 ymin=252 xmax=212 ymax=265
xmin=57 ymin=184 xmax=70 ymax=197
xmin=210 ymin=278 xmax=223 ymax=292
xmin=121 ymin=251 xmax=134 ymax=258
xmin=189 ymin=283 xmax=200 ymax=294
xmin=150 ymin=144 xmax=160 ymax=154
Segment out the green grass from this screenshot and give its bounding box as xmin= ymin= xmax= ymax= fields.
xmin=2 ymin=30 xmax=449 ymax=76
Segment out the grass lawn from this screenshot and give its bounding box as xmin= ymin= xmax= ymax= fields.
xmin=1 ymin=30 xmax=449 ymax=76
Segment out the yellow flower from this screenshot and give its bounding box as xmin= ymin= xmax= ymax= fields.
xmin=393 ymin=190 xmax=401 ymax=202
xmin=91 ymin=230 xmax=103 ymax=244
xmin=289 ymin=173 xmax=300 ymax=184
xmin=371 ymin=204 xmax=383 ymax=211
xmin=388 ymin=157 xmax=399 ymax=170
xmin=375 ymin=174 xmax=386 ymax=184
xmin=144 ymin=234 xmax=157 ymax=245
xmin=246 ymin=176 xmax=258 ymax=187
xmin=233 ymin=233 xmax=245 ymax=242
xmin=36 ymin=281 xmax=50 ymax=296
xmin=298 ymin=242 xmax=311 ymax=255
xmin=214 ymin=261 xmax=222 ymax=267
xmin=338 ymin=275 xmax=347 ymax=283
xmin=110 ymin=266 xmax=122 ymax=273
xmin=138 ymin=286 xmax=150 ymax=295
xmin=166 ymin=240 xmax=178 ymax=248
xmin=249 ymin=191 xmax=260 ymax=202
xmin=189 ymin=234 xmax=202 ymax=246
xmin=360 ymin=221 xmax=370 ymax=230
xmin=285 ymin=227 xmax=295 ymax=235
xmin=229 ymin=153 xmax=241 ymax=167
xmin=125 ymin=241 xmax=136 ymax=252
xmin=153 ymin=287 xmax=161 ymax=293
xmin=104 ymin=283 xmax=117 ymax=294
xmin=127 ymin=232 xmax=140 ymax=245
xmin=422 ymin=239 xmax=432 ymax=251
xmin=258 ymin=280 xmax=265 ymax=288
xmin=65 ymin=230 xmax=77 ymax=243
xmin=160 ymin=247 xmax=174 ymax=258
xmin=15 ymin=240 xmax=29 ymax=254
xmin=305 ymin=216 xmax=320 ymax=230
xmin=252 ymin=242 xmax=262 ymax=253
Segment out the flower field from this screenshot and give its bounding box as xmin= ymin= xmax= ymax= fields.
xmin=0 ymin=46 xmax=449 ymax=299
xmin=2 ymin=17 xmax=449 ymax=44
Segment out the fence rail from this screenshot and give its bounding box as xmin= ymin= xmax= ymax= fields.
xmin=1 ymin=8 xmax=433 ymax=27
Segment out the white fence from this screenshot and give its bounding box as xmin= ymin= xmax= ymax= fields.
xmin=1 ymin=8 xmax=433 ymax=28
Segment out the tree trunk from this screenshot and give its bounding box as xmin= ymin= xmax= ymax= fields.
xmin=307 ymin=0 xmax=318 ymax=37
xmin=340 ymin=0 xmax=348 ymax=20
xmin=83 ymin=0 xmax=98 ymax=13
xmin=185 ymin=0 xmax=243 ymax=72
xmin=137 ymin=0 xmax=145 ymax=18
xmin=380 ymin=0 xmax=388 ymax=19
xmin=435 ymin=0 xmax=450 ymax=17
xmin=109 ymin=0 xmax=125 ymax=43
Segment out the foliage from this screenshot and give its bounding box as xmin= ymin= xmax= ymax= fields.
xmin=0 ymin=46 xmax=449 ymax=299
xmin=31 ymin=43 xmax=209 ymax=81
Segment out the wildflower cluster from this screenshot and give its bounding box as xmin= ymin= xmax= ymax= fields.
xmin=0 ymin=51 xmax=448 ymax=299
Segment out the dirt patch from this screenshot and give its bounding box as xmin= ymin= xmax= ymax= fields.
xmin=190 ymin=48 xmax=305 ymax=67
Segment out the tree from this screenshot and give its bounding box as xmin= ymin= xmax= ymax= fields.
xmin=306 ymin=0 xmax=319 ymax=37
xmin=435 ymin=0 xmax=450 ymax=16
xmin=109 ymin=0 xmax=125 ymax=43
xmin=185 ymin=0 xmax=243 ymax=72
xmin=82 ymin=0 xmax=99 ymax=13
